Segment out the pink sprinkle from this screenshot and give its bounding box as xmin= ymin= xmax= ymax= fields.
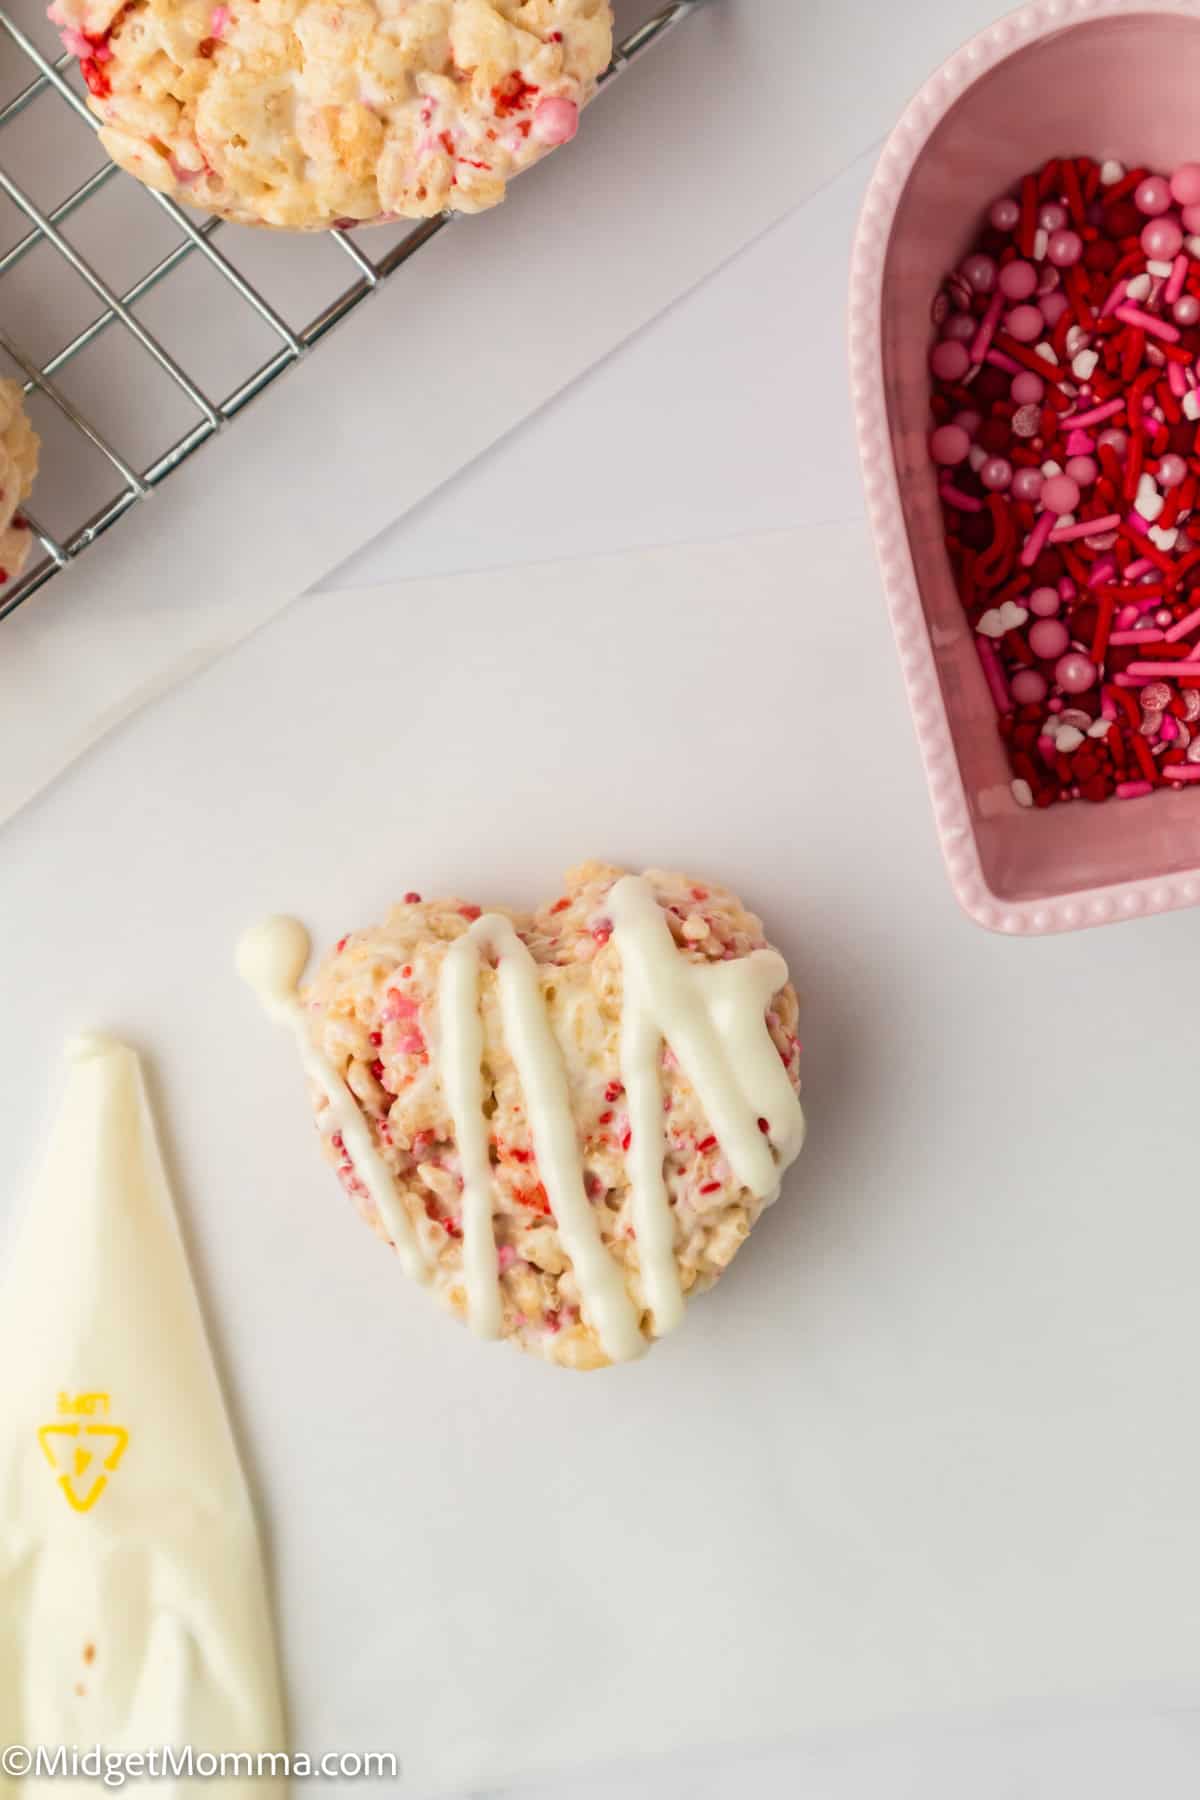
xmin=1165 ymin=763 xmax=1200 ymax=781
xmin=1169 ymin=359 xmax=1189 ymax=399
xmin=975 ymin=636 xmax=1011 ymax=713
xmin=1126 ymin=662 xmax=1200 ymax=678
xmin=1161 ymin=715 xmax=1179 ymax=741
xmin=58 ymin=26 xmax=91 ymax=55
xmin=1115 ymin=303 xmax=1181 ymax=342
xmin=209 ymin=3 xmax=229 ymax=32
xmin=1088 ymin=557 xmax=1117 ymax=589
xmin=984 ymin=349 xmax=1022 ymax=374
xmin=1064 ymin=398 xmax=1124 ymax=429
xmin=969 ymin=291 xmax=1005 ymax=366
xmin=1128 ymin=510 xmax=1152 ymax=534
xmin=1101 ymin=279 xmax=1130 ymax=319
xmin=497 ymin=1245 xmax=518 ymax=1272
xmin=940 ymin=482 xmax=983 ymax=512
xmin=381 ymin=988 xmax=419 ymax=1022
xmin=1037 ymin=733 xmax=1058 ymax=763
xmin=1020 ymin=510 xmax=1056 ymax=567
xmin=1050 ymin=512 xmax=1121 ymax=543
xmin=1065 ymin=430 xmax=1096 ymax=456
xmin=1165 ymin=600 xmax=1200 ymax=641
xmin=1114 ymin=674 xmax=1141 ymax=687
xmin=1115 ymin=605 xmax=1141 ymax=629
xmin=397 ymin=1030 xmax=426 ymax=1056
xmin=1117 ymin=780 xmax=1155 ymax=798
xmin=1166 ymin=253 xmax=1189 ymax=306
xmin=1101 ymin=694 xmax=1119 ymax=721
xmin=1125 ymin=558 xmax=1154 ymax=579
xmin=1109 ymin=629 xmax=1166 ymax=645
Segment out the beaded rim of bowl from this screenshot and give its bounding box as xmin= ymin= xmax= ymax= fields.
xmin=849 ymin=0 xmax=1200 ymax=936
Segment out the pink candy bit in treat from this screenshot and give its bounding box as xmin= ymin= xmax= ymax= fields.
xmin=928 ymin=153 xmax=1200 ymax=810
xmin=531 ymin=97 xmax=579 ymax=146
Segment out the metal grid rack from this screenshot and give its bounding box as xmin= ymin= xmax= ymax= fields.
xmin=0 ymin=0 xmax=703 ymax=622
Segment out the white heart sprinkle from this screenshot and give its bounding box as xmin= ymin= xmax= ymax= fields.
xmin=1034 ymin=228 xmax=1049 ymax=262
xmin=1041 ymin=459 xmax=1064 ymax=478
xmin=1137 ymin=474 xmax=1165 ymax=522
xmin=1126 ymin=273 xmax=1153 ymax=302
xmin=998 ymin=600 xmax=1028 ymax=631
xmin=1034 ymin=343 xmax=1059 ymax=366
xmin=1147 ymin=260 xmax=1174 ymax=278
xmin=977 ymin=609 xmax=1005 ymax=638
xmin=1100 ymin=160 xmax=1125 ymax=185
xmin=1149 ymin=524 xmax=1179 ymax=550
xmin=1184 ymin=390 xmax=1200 ymax=422
xmin=1072 ymin=349 xmax=1099 ymax=381
xmin=968 ymin=445 xmax=987 ymax=472
xmin=1088 ymin=719 xmax=1112 ymax=738
xmin=1011 ymin=779 xmax=1034 ymax=808
xmin=1056 ymin=726 xmax=1085 ymax=753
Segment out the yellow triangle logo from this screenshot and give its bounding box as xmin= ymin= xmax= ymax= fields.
xmin=38 ymin=1420 xmax=130 ymax=1513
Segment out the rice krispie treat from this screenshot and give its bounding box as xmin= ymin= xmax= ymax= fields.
xmin=0 ymin=379 xmax=39 ymax=589
xmin=239 ymin=864 xmax=807 ymax=1370
xmin=49 ymin=0 xmax=613 ymax=229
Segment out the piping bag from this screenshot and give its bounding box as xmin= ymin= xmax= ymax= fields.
xmin=0 ymin=1037 xmax=285 ymax=1795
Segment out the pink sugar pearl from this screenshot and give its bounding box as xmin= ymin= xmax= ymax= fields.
xmin=1006 ymin=304 xmax=1044 ymax=343
xmin=1042 ymin=473 xmax=1081 ymax=515
xmin=1046 ymin=229 xmax=1083 ymax=267
xmin=1065 ymin=454 xmax=1098 ymax=486
xmin=980 ymin=457 xmax=1013 ymax=491
xmin=1030 ymin=618 xmax=1070 ymax=658
xmin=930 ymin=424 xmax=970 ymax=466
xmin=953 ymin=409 xmax=982 ymax=436
xmin=531 ymin=96 xmax=579 ymax=145
xmin=942 ymin=313 xmax=977 ymax=342
xmin=1174 ymin=294 xmax=1200 ymax=327
xmin=930 ymin=339 xmax=971 ymax=382
xmin=999 ymin=259 xmax=1037 ymax=300
xmin=1012 ymin=467 xmax=1044 ymax=502
xmin=1097 ymin=427 xmax=1128 ymax=454
xmin=1011 ymin=669 xmax=1048 ymax=704
xmin=1055 ymin=651 xmax=1097 ymax=695
xmin=1142 ymin=217 xmax=1183 ymax=260
xmin=1182 ymin=204 xmax=1200 ymax=234
xmin=1158 ymin=453 xmax=1188 ymax=488
xmin=961 ymin=253 xmax=997 ymax=292
xmin=1171 ymin=163 xmax=1200 ymax=207
xmin=990 ymin=197 xmax=1020 ymax=231
xmin=1029 ymin=586 xmax=1060 ymax=617
xmin=1135 ymin=175 xmax=1172 ymax=216
xmin=1039 ymin=291 xmax=1070 ymax=328
xmin=1011 ymin=370 xmax=1045 ymax=404
xmin=1038 ymin=203 xmax=1068 ymax=232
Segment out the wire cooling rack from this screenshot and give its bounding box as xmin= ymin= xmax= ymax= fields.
xmin=0 ymin=1 xmax=703 ymax=622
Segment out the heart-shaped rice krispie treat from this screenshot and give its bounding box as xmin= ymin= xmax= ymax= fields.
xmin=0 ymin=379 xmax=39 ymax=589
xmin=239 ymin=863 xmax=806 ymax=1370
xmin=50 ymin=0 xmax=613 ymax=229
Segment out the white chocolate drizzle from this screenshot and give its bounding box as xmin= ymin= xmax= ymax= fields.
xmin=606 ymin=876 xmax=806 ymax=1335
xmin=439 ymin=915 xmax=645 ymax=1362
xmin=238 ymin=876 xmax=805 ymax=1365
xmin=236 ymin=916 xmax=429 ymax=1285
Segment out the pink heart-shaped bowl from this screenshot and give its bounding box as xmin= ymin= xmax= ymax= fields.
xmin=851 ymin=0 xmax=1200 ymax=934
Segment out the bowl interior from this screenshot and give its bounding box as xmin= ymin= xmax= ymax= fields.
xmin=884 ymin=11 xmax=1200 ymax=907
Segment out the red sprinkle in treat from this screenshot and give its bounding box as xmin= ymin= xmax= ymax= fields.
xmin=929 ymin=155 xmax=1200 ymax=807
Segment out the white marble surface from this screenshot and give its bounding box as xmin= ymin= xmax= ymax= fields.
xmin=6 ymin=0 xmax=1200 ymax=1793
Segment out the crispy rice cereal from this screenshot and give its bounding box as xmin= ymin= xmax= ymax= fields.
xmin=0 ymin=380 xmax=39 ymax=590
xmin=300 ymin=862 xmax=804 ymax=1370
xmin=49 ymin=0 xmax=613 ymax=229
